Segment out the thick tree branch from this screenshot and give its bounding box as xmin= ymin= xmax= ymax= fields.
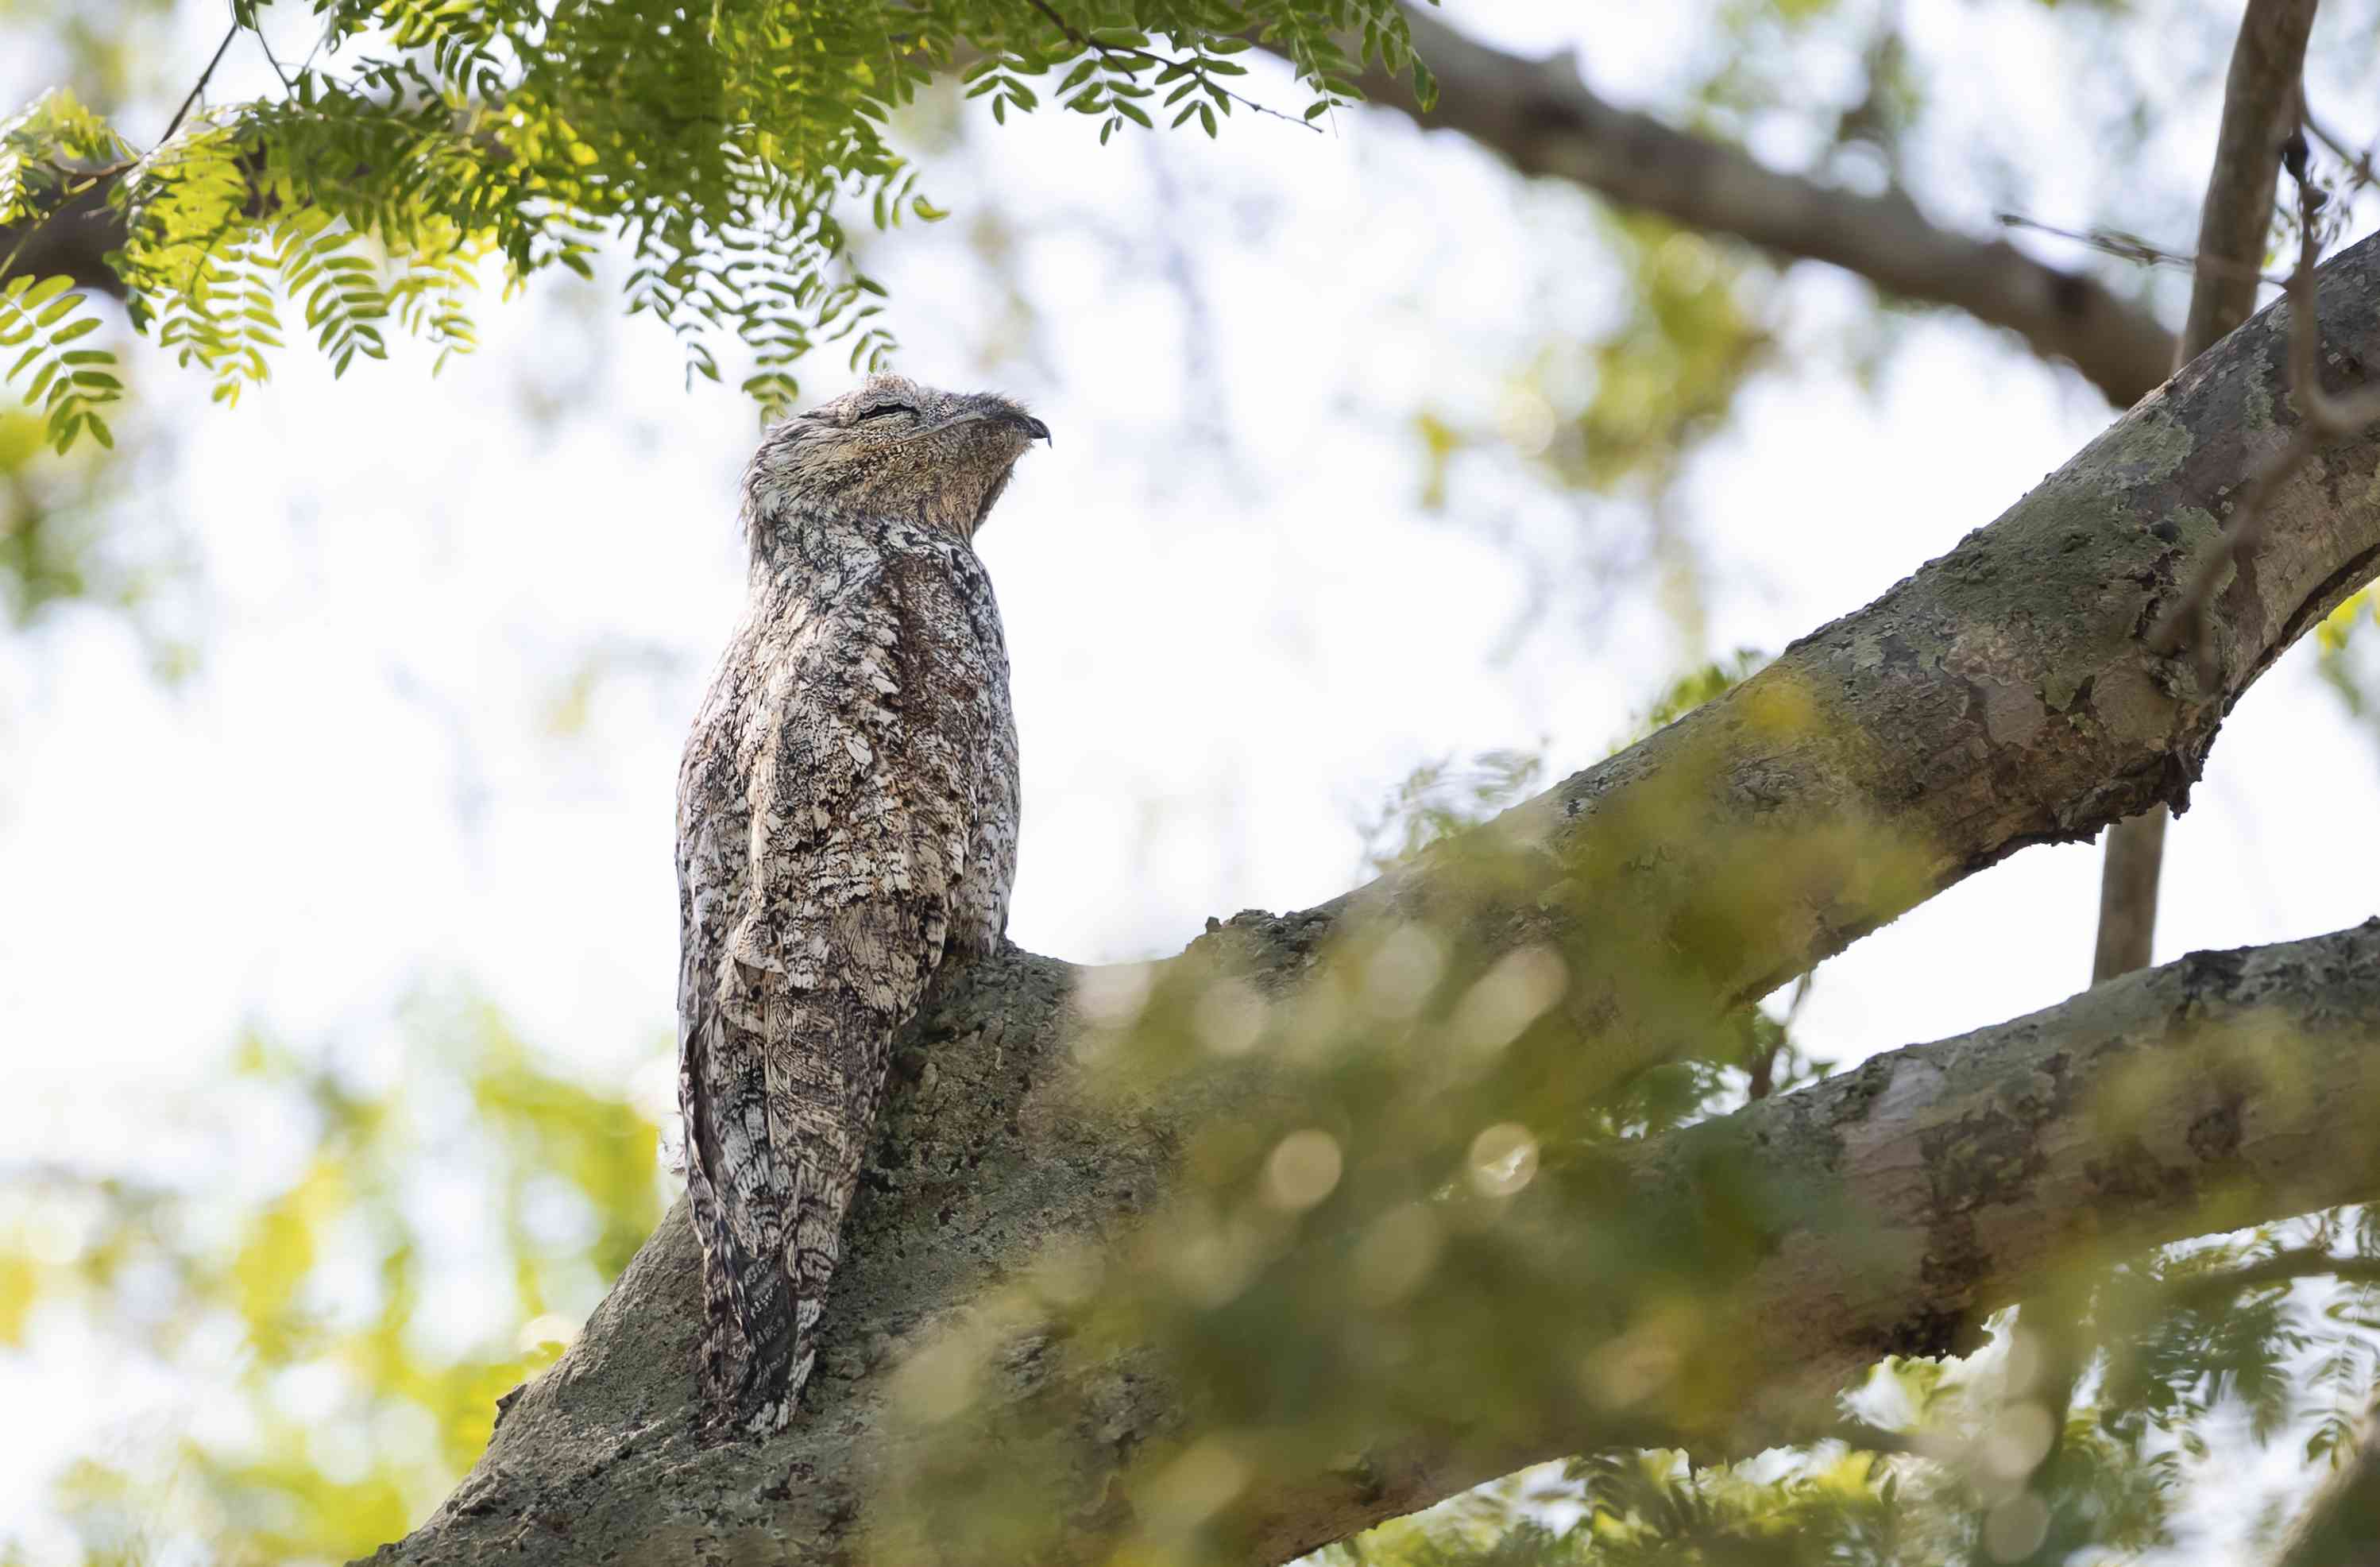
xmin=0 ymin=176 xmax=130 ymax=297
xmin=365 ymin=233 xmax=2380 ymax=1564
xmin=367 ymin=921 xmax=2380 ymax=1566
xmin=2095 ymin=0 xmax=2316 ymax=987
xmin=1284 ymin=6 xmax=2177 ymax=408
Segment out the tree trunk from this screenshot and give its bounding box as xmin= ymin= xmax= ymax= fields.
xmin=367 ymin=232 xmax=2380 ymax=1564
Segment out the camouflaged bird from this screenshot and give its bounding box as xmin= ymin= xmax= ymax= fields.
xmin=676 ymin=373 xmax=1046 ymax=1434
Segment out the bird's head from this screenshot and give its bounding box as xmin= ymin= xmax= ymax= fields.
xmin=744 ymin=372 xmax=1051 ymax=546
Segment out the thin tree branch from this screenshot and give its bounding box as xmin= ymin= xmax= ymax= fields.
xmin=2093 ymin=0 xmax=2317 ymax=986
xmin=158 ymin=18 xmax=242 ymax=151
xmin=2183 ymin=0 xmax=2318 ymax=358
xmin=254 ymin=17 xmax=298 ymax=95
xmin=1276 ymin=4 xmax=2177 ymax=407
xmin=1995 ymin=212 xmax=2285 ymax=284
xmin=2093 ymin=807 xmax=2168 ymax=984
xmin=2305 ymin=107 xmax=2380 ymax=200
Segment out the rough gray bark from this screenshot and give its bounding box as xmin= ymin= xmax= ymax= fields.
xmin=2094 ymin=0 xmax=2318 ymax=986
xmin=1291 ymin=5 xmax=2177 ymax=408
xmin=361 ymin=234 xmax=2380 ymax=1565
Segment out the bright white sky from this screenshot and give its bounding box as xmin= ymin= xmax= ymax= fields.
xmin=5 ymin=0 xmax=2380 ymax=1560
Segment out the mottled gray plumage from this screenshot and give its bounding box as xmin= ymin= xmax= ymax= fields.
xmin=676 ymin=373 xmax=1045 ymax=1434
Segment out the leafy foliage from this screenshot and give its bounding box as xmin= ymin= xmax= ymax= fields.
xmin=1410 ymin=216 xmax=1775 ymax=513
xmin=1568 ymin=220 xmax=1774 ymax=498
xmin=0 ymin=273 xmax=121 ymax=450
xmin=0 ymin=0 xmax=1435 ymax=445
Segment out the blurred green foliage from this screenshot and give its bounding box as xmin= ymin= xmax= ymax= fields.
xmin=1297 ymin=1213 xmax=2380 ymax=1566
xmin=0 ymin=398 xmax=198 ymax=675
xmin=1411 ymin=219 xmax=1776 ymax=517
xmin=0 ymin=404 xmax=126 ymax=620
xmin=0 ymin=996 xmax=666 ymax=1565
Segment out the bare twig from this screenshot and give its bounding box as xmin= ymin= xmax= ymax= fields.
xmin=159 ymin=18 xmax=243 ymax=149
xmin=1745 ymin=1043 xmax=1777 ymax=1101
xmin=296 ymin=13 xmax=334 ymax=78
xmin=1994 ymin=212 xmax=2285 ymax=284
xmin=253 ymin=14 xmax=297 ymax=94
xmin=1745 ymin=972 xmax=1811 ymax=1101
xmin=1018 ymin=0 xmax=1317 ymax=133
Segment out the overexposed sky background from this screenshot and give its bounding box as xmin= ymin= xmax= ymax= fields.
xmin=6 ymin=0 xmax=2380 ymax=1559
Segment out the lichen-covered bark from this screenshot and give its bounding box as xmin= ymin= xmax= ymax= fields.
xmin=368 ymin=237 xmax=2380 ymax=1565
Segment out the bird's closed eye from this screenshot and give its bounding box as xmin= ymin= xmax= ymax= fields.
xmin=855 ymin=402 xmax=911 ymax=423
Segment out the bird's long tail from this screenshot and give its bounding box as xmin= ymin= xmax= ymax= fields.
xmin=682 ymin=989 xmax=892 ymax=1436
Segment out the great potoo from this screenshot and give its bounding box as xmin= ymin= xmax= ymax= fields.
xmin=676 ymin=372 xmax=1046 ymax=1434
